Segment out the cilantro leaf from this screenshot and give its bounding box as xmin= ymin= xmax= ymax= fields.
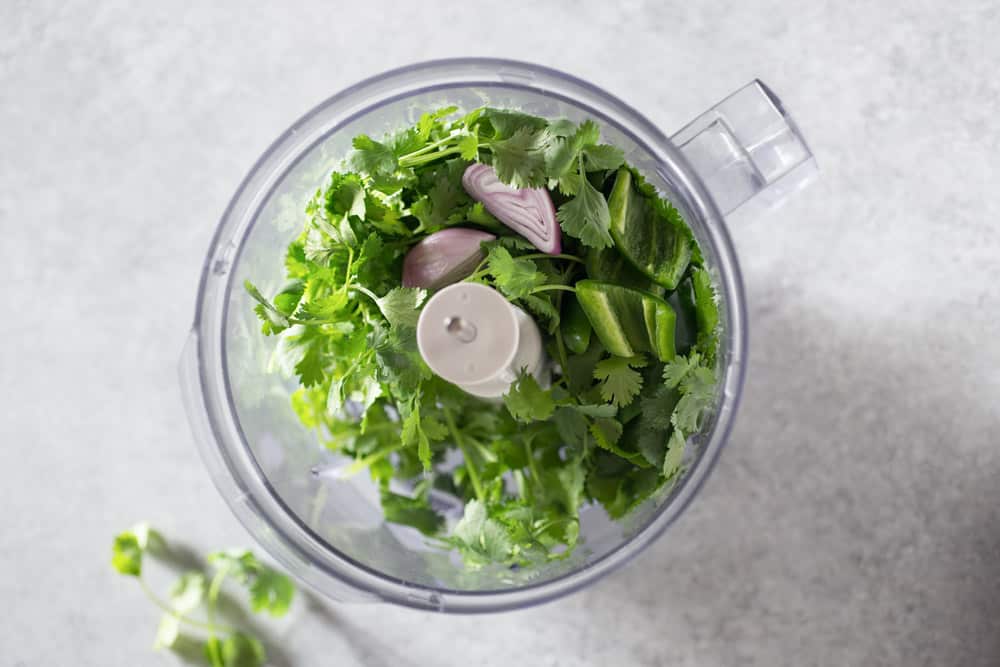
xmin=372 ymin=287 xmax=427 ymax=329
xmin=482 ymin=108 xmax=549 ymax=138
xmin=418 ymin=106 xmax=459 ymax=140
xmin=247 ymin=568 xmax=295 ymax=618
xmin=662 ymin=352 xmax=702 ymax=389
xmin=458 ymin=134 xmax=479 ymax=160
xmin=503 ymin=372 xmax=555 ymax=422
xmin=207 ymin=549 xmax=295 ymax=618
xmin=449 ymin=500 xmax=514 ymax=567
xmin=350 ymin=135 xmax=396 ymax=174
xmin=111 ymin=522 xmax=163 ymax=577
xmin=112 ymin=532 xmax=143 ymax=577
xmin=411 ymin=159 xmax=472 ymax=232
xmin=324 ymin=172 xmax=367 ymax=222
xmin=553 ymin=407 xmax=588 ymax=448
xmin=640 ymin=385 xmax=680 ymax=432
xmin=244 ymin=281 xmax=290 ymax=335
xmin=544 ymin=119 xmax=600 ymax=178
xmin=400 ymin=395 xmax=446 ymax=470
xmin=204 ymin=632 xmax=265 ymax=667
xmin=672 ymin=365 xmax=716 ymax=433
xmin=169 ymin=572 xmax=206 ymax=614
xmin=153 ymin=615 xmax=180 ymax=650
xmin=590 ymin=418 xmax=649 ymax=467
xmin=556 ymin=168 xmax=614 ymax=248
xmin=582 ymin=143 xmax=625 ymax=171
xmin=283 ymin=326 xmax=328 ymax=387
xmin=484 ymin=246 xmax=547 ymax=299
xmin=593 ymin=355 xmax=647 ymax=408
xmin=663 ymin=428 xmax=686 ymax=481
xmin=381 ymin=489 xmax=444 ymax=535
xmin=489 ymin=127 xmax=551 ymax=188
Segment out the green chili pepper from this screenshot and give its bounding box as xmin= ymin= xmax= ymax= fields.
xmin=575 ymin=280 xmax=677 ymax=362
xmin=561 ymin=294 xmax=593 ymax=355
xmin=608 ymin=168 xmax=692 ymax=290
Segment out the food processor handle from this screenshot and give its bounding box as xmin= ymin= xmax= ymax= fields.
xmin=671 ymin=79 xmax=817 ymax=221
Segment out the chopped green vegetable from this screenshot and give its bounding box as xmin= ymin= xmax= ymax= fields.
xmin=503 ymin=371 xmax=555 ymax=423
xmin=561 ymin=294 xmax=592 ymax=355
xmin=575 ymin=280 xmax=677 ymax=361
xmin=608 ymin=167 xmax=692 ymax=289
xmin=593 ymin=354 xmax=647 ymax=408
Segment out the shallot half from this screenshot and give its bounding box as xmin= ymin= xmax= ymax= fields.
xmin=462 ymin=163 xmax=561 ymax=254
xmin=402 ymin=227 xmax=495 ymax=290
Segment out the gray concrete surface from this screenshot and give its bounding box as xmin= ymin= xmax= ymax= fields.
xmin=3 ymin=1 xmax=1000 ymax=665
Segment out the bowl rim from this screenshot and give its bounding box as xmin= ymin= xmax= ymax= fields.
xmin=187 ymin=57 xmax=748 ymax=613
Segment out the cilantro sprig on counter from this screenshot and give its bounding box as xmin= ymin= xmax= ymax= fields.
xmin=111 ymin=524 xmax=294 ymax=667
xmin=245 ymin=105 xmax=721 ymax=569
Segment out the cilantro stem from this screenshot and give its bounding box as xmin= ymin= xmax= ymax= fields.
xmin=352 ymin=284 xmax=380 ymax=303
xmin=398 ymin=132 xmax=461 ymax=160
xmin=137 ymin=578 xmax=234 ymax=634
xmin=398 ymin=146 xmax=464 ymax=168
xmin=443 ymin=406 xmax=485 ymax=502
xmin=523 ymin=439 xmax=543 ymax=492
xmin=519 ymin=253 xmax=585 ymax=264
xmin=529 ymin=284 xmax=576 ymax=295
xmin=343 ymin=247 xmax=355 ymax=289
xmin=205 ymin=570 xmax=227 ymax=667
xmin=344 ymin=442 xmax=405 ymax=476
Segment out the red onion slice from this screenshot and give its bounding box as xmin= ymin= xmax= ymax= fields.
xmin=462 ymin=163 xmax=561 ymax=254
xmin=402 ymin=228 xmax=495 ymax=290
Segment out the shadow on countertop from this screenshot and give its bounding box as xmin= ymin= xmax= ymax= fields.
xmin=581 ymin=271 xmax=1000 ymax=666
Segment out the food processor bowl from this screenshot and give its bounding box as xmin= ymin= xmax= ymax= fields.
xmin=181 ymin=58 xmax=814 ymax=612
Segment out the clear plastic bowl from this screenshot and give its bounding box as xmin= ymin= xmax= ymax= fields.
xmin=182 ymin=58 xmax=813 ymax=612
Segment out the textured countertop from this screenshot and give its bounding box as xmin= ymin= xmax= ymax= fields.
xmin=3 ymin=1 xmax=1000 ymax=665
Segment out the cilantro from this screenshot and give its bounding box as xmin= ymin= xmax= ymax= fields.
xmin=556 ymin=159 xmax=614 ymax=248
xmin=520 ymin=293 xmax=561 ymax=333
xmin=349 ymin=135 xmax=397 ymax=175
xmin=241 ymin=104 xmax=720 ymax=572
xmin=583 ymin=143 xmax=626 ymax=171
xmin=489 ymin=127 xmax=552 ymax=188
xmin=111 ymin=526 xmax=294 ymax=666
xmin=207 ymin=549 xmax=295 ymax=617
xmin=590 ymin=417 xmax=650 ymax=467
xmin=503 ymin=372 xmax=555 ymax=422
xmin=411 ymin=159 xmax=472 ymax=232
xmin=204 ymin=632 xmax=265 ymax=667
xmin=418 ymin=106 xmax=459 ymax=139
xmin=380 ymin=488 xmax=444 ymax=536
xmin=593 ymin=354 xmax=647 ymax=408
xmin=111 ymin=523 xmax=163 ymax=576
xmin=170 ymin=572 xmax=207 ymax=613
xmin=370 ymin=286 xmax=427 ymax=329
xmin=400 ymin=394 xmax=447 ymax=470
xmin=483 ymin=246 xmax=547 ymax=299
xmin=244 ymin=281 xmax=290 ymax=335
xmin=662 ymin=352 xmax=703 ymax=389
xmin=663 ymin=427 xmax=687 ymax=481
xmin=449 ymin=500 xmax=515 ymax=567
xmin=672 ymin=365 xmax=716 ymax=433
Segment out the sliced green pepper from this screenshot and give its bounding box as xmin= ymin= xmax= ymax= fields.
xmin=561 ymin=294 xmax=592 ymax=355
xmin=575 ymin=280 xmax=677 ymax=361
xmin=584 ymin=246 xmax=665 ymax=296
xmin=608 ymin=168 xmax=691 ymax=290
